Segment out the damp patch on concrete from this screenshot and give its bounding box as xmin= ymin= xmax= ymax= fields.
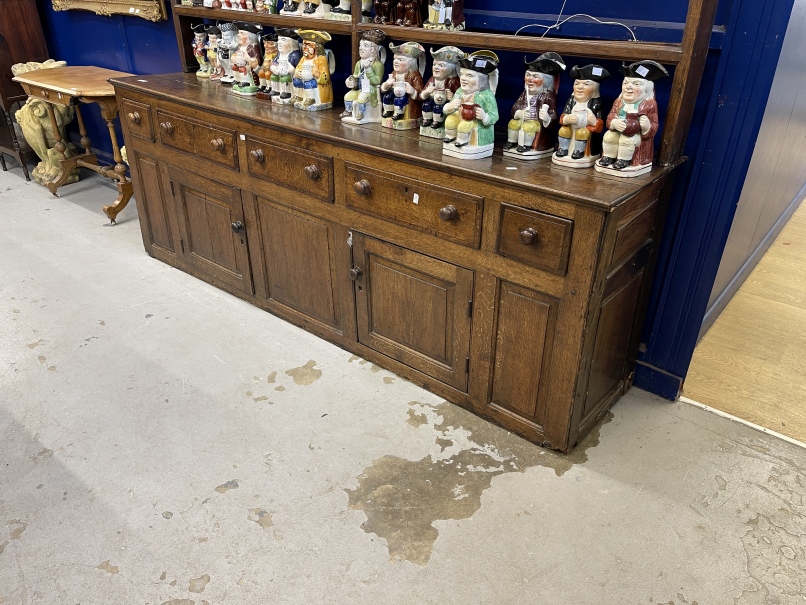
xmin=7 ymin=520 xmax=27 ymax=541
xmin=285 ymin=360 xmax=322 ymax=386
xmin=275 ymin=386 xmax=286 ymax=392
xmin=26 ymin=339 xmax=44 ymax=349
xmin=162 ymin=511 xmax=173 ymax=519
xmin=214 ymin=480 xmax=240 ymax=494
xmin=383 ymin=377 xmax=396 ymax=384
xmin=188 ymin=574 xmax=210 ymax=593
xmin=33 ymin=448 xmax=53 ymax=463
xmin=345 ymin=401 xmax=611 ymax=565
xmin=97 ymin=561 xmax=119 ymax=574
xmin=248 ymin=508 xmax=273 ymax=530
xmin=267 ymin=371 xmax=277 ymax=384
xmin=0 ymin=541 xmax=8 ymax=556
xmin=161 ymin=600 xmax=195 ymax=605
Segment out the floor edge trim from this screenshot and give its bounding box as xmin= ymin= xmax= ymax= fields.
xmin=679 ymin=396 xmax=806 ymax=450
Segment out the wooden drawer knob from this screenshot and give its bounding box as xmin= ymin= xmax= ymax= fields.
xmin=231 ymin=221 xmax=244 ymax=234
xmin=304 ymin=164 xmax=320 ymax=180
xmin=127 ymin=112 xmax=141 ymax=124
xmin=210 ymin=138 xmax=225 ymax=152
xmin=519 ymin=227 xmax=539 ymax=245
xmin=349 ymin=267 xmax=363 ymax=281
xmin=159 ymin=121 xmax=174 ymax=135
xmin=250 ymin=149 xmax=265 ymax=163
xmin=354 ymin=179 xmax=371 ymax=196
xmin=439 ymin=205 xmax=458 ymax=222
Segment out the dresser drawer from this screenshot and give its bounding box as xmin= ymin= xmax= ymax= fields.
xmin=121 ymin=99 xmax=154 ymax=142
xmin=156 ymin=110 xmax=238 ymax=170
xmin=497 ymin=204 xmax=573 ymax=274
xmin=345 ymin=163 xmax=483 ymax=248
xmin=245 ymin=135 xmax=333 ymax=203
xmin=195 ymin=124 xmax=238 ymax=169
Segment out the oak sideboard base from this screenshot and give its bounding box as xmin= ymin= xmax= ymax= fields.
xmin=113 ymin=74 xmax=678 ymax=453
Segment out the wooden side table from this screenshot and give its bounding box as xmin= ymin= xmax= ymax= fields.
xmin=13 ymin=66 xmax=135 ymax=223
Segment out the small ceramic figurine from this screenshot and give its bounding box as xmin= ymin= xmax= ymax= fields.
xmin=503 ymin=52 xmax=565 ymax=160
xmin=281 ymin=0 xmax=303 ymax=15
xmin=552 ymin=64 xmax=611 ymax=168
xmin=395 ymin=0 xmax=423 ymax=26
xmin=270 ymin=28 xmax=302 ymax=104
xmin=299 ymin=0 xmax=331 ymax=16
xmin=424 ymin=0 xmax=464 ymax=30
xmin=442 ymin=50 xmax=499 ymax=160
xmin=330 ymin=0 xmax=372 ymax=21
xmin=292 ymin=30 xmax=335 ymax=110
xmin=232 ymin=22 xmax=263 ymax=96
xmin=595 ymin=60 xmax=668 ymax=177
xmin=218 ymin=22 xmax=239 ymax=85
xmin=256 ymin=33 xmax=279 ymax=98
xmin=373 ymin=0 xmax=394 ymax=23
xmin=341 ymin=29 xmax=387 ymax=124
xmin=192 ymin=25 xmax=211 ymax=79
xmin=379 ymin=42 xmax=425 ymax=130
xmin=205 ymin=26 xmax=222 ymax=80
xmin=419 ymin=46 xmax=464 ymax=138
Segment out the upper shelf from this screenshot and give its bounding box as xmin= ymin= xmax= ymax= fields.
xmin=173 ymin=5 xmax=354 ymax=34
xmin=355 ymin=23 xmax=684 ymax=65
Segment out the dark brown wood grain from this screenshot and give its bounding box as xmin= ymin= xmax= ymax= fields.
xmin=658 ymin=0 xmax=720 ymax=164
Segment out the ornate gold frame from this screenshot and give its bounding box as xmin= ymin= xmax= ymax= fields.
xmin=51 ymin=0 xmax=167 ymax=22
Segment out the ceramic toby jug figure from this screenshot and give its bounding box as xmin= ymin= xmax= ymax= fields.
xmin=192 ymin=25 xmax=211 ymax=79
xmin=270 ymin=28 xmax=302 ymax=104
xmin=341 ymin=29 xmax=387 ymax=124
xmin=281 ymin=0 xmax=304 ymax=15
xmin=257 ymin=33 xmax=279 ymax=98
xmin=595 ymin=60 xmax=668 ymax=177
xmin=503 ymin=52 xmax=565 ymax=160
xmin=419 ymin=45 xmax=464 ymax=138
xmin=442 ymin=50 xmax=499 ymax=160
xmin=552 ymin=64 xmax=610 ymax=168
xmin=231 ymin=22 xmax=263 ymax=95
xmin=205 ymin=25 xmax=222 ymax=80
xmin=373 ymin=0 xmax=394 ymax=23
xmin=218 ymin=22 xmax=239 ymax=84
xmin=424 ymin=0 xmax=464 ymax=30
xmin=292 ymin=30 xmax=335 ymax=110
xmin=379 ymin=41 xmax=425 ymax=130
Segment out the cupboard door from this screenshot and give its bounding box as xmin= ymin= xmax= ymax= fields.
xmin=250 ymin=196 xmax=342 ymax=332
xmin=131 ymin=152 xmax=177 ymax=259
xmin=487 ymin=281 xmax=560 ymax=428
xmin=352 ymin=234 xmax=473 ymax=392
xmin=169 ymin=166 xmax=253 ymax=294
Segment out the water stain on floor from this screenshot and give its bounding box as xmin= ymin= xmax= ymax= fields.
xmin=7 ymin=520 xmax=27 ymax=541
xmin=345 ymin=401 xmax=611 ymax=565
xmin=248 ymin=508 xmax=273 ymax=530
xmin=286 ymin=360 xmax=322 ymax=386
xmin=161 ymin=600 xmax=195 ymax=605
xmin=97 ymin=561 xmax=119 ymax=574
xmin=214 ymin=479 xmax=239 ymax=494
xmin=188 ymin=574 xmax=210 ymax=593
xmin=267 ymin=371 xmax=277 ymax=384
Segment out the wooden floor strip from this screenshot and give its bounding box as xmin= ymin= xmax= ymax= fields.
xmin=684 ymin=199 xmax=806 ymax=444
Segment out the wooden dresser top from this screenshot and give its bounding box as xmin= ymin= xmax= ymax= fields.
xmin=111 ymin=73 xmax=680 ymax=210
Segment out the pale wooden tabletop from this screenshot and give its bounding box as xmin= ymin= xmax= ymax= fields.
xmin=13 ymin=66 xmax=134 ymax=98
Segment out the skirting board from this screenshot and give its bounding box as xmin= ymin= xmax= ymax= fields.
xmin=679 ymin=395 xmax=806 ymax=451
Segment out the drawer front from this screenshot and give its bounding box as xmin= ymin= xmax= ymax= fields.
xmin=497 ymin=204 xmax=573 ymax=275
xmin=156 ymin=110 xmax=238 ymax=170
xmin=25 ymin=85 xmax=71 ymax=106
xmin=345 ymin=163 xmax=483 ymax=248
xmin=245 ymin=135 xmax=333 ymax=203
xmin=195 ymin=124 xmax=238 ymax=169
xmin=121 ymin=99 xmax=154 ymax=142
xmin=156 ymin=110 xmax=195 ymax=154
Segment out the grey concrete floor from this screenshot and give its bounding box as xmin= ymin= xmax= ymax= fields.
xmin=1 ymin=161 xmax=805 ymax=605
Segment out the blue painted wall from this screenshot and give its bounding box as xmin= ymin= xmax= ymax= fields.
xmin=32 ymin=1 xmax=794 ymax=401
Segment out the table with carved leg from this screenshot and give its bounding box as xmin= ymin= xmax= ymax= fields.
xmin=13 ymin=66 xmax=135 ymax=223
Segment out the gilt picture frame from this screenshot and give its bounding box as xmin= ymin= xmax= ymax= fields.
xmin=51 ymin=0 xmax=167 ymax=22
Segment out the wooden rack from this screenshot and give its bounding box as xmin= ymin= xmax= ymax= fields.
xmin=170 ymin=0 xmax=717 ymax=166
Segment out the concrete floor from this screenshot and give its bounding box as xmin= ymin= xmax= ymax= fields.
xmin=1 ymin=162 xmax=806 ymax=605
